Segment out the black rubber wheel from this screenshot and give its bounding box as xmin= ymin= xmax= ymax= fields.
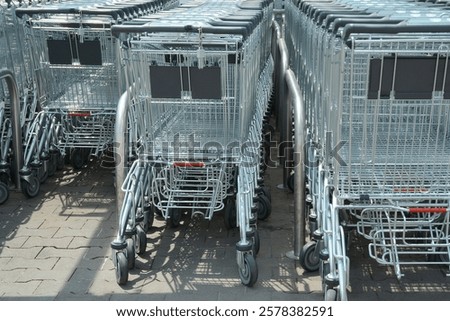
xmin=430 ymin=247 xmax=450 ymax=264
xmin=71 ymin=148 xmax=88 ymax=170
xmin=287 ymin=172 xmax=294 ymax=192
xmin=47 ymin=154 xmax=57 ymax=177
xmin=256 ymin=194 xmax=272 ymax=220
xmin=135 ymin=225 xmax=147 ymax=255
xmin=115 ymin=252 xmax=129 ymax=285
xmin=320 ymin=260 xmax=331 ymax=280
xmin=325 ymin=288 xmax=338 ymax=301
xmin=224 ymin=197 xmax=237 ymax=229
xmin=21 ymin=176 xmax=40 ymax=198
xmin=125 ymin=238 xmax=135 ymax=269
xmin=299 ymin=241 xmax=320 ymax=272
xmin=320 ymin=260 xmax=331 ymax=292
xmin=263 ymin=123 xmax=275 ymax=137
xmin=39 ymin=165 xmax=48 ymax=184
xmin=56 ymin=153 xmax=65 ymax=170
xmin=0 ymin=181 xmax=9 ymax=205
xmin=260 ymin=186 xmax=271 ymax=203
xmin=168 ymin=208 xmax=182 ymax=228
xmin=252 ymin=230 xmax=260 ymax=256
xmin=151 ymin=201 xmax=162 ymax=217
xmin=239 ymin=253 xmax=258 ymax=287
xmin=146 ymin=207 xmax=154 ymax=229
xmin=0 ymin=172 xmax=9 ymax=185
xmin=140 ymin=207 xmax=154 ymax=233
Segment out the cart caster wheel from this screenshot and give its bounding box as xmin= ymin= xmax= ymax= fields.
xmin=263 ymin=123 xmax=275 ymax=136
xmin=140 ymin=208 xmax=154 ymax=233
xmin=319 ymin=260 xmax=330 ymax=280
xmin=56 ymin=153 xmax=65 ymax=170
xmin=0 ymin=172 xmax=9 ymax=185
xmin=299 ymin=241 xmax=320 ymax=272
xmin=256 ymin=194 xmax=271 ymax=220
xmin=71 ymin=148 xmax=87 ymax=169
xmin=39 ymin=166 xmax=48 ymax=184
xmin=168 ymin=208 xmax=182 ymax=228
xmin=260 ymin=186 xmax=271 ymax=202
xmin=151 ymin=201 xmax=162 ymax=217
xmin=325 ymin=288 xmax=338 ymax=301
xmin=135 ymin=225 xmax=147 ymax=255
xmin=146 ymin=208 xmax=154 ymax=229
xmin=115 ymin=252 xmax=129 ymax=285
xmin=48 ymin=154 xmax=57 ymax=177
xmin=252 ymin=230 xmax=260 ymax=256
xmin=287 ymin=172 xmax=294 ymax=192
xmin=224 ymin=198 xmax=237 ymax=229
xmin=0 ymin=181 xmax=9 ymax=205
xmin=239 ymin=253 xmax=258 ymax=287
xmin=21 ymin=176 xmax=40 ymax=198
xmin=438 ymin=247 xmax=450 ymax=263
xmin=125 ymin=238 xmax=135 ymax=269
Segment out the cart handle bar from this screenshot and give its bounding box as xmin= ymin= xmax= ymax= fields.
xmin=342 ymin=23 xmax=450 ymax=41
xmin=111 ymin=24 xmax=250 ymax=39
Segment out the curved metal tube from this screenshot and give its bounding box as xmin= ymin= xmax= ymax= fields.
xmin=0 ymin=69 xmax=22 ymax=189
xmin=286 ymin=68 xmax=306 ymax=257
xmin=115 ymin=90 xmax=129 ymax=217
xmin=277 ymin=39 xmax=290 ymax=188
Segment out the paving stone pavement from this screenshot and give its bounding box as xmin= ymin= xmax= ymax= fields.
xmin=0 ymin=156 xmax=449 ymax=301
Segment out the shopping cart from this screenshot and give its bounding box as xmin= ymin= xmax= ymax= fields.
xmin=0 ymin=70 xmax=13 ymax=205
xmin=285 ymin=0 xmax=450 ymax=300
xmin=14 ymin=0 xmax=178 ymax=198
xmin=110 ymin=0 xmax=274 ymax=286
xmin=0 ymin=1 xmax=42 ymax=202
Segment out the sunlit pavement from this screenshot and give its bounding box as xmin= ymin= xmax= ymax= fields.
xmin=0 ymin=157 xmax=449 ymax=301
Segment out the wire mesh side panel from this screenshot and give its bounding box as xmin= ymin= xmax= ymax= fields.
xmin=332 ymin=35 xmax=450 ymax=200
xmin=24 ymin=22 xmax=118 ymax=112
xmin=284 ymin=0 xmax=450 ymax=300
xmin=117 ymin=0 xmax=273 ymax=209
xmin=124 ymin=47 xmax=241 ymax=160
xmin=0 ymin=4 xmax=31 ymax=99
xmin=120 ymin=32 xmax=246 ymax=220
xmin=18 ymin=4 xmax=137 ymax=155
xmin=112 ymin=0 xmax=274 ymax=286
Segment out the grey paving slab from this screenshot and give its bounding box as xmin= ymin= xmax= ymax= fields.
xmin=13 ymin=227 xmax=59 ymax=238
xmin=4 ymin=257 xmax=59 ymax=271
xmin=16 ymin=268 xmax=72 ymax=283
xmin=0 ymin=247 xmax=42 ymax=259
xmin=0 ymin=155 xmax=450 ymax=302
xmin=0 ymin=280 xmax=42 ymax=297
xmin=33 ymin=280 xmax=68 ymax=298
xmin=22 ymin=236 xmax=74 ymax=248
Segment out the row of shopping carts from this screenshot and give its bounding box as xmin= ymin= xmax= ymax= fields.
xmin=110 ymin=0 xmax=274 ymax=285
xmin=1 ymin=0 xmax=275 ymax=290
xmin=0 ymin=0 xmax=179 ymax=203
xmin=0 ymin=1 xmax=37 ymax=204
xmin=4 ymin=0 xmax=450 ymax=299
xmin=284 ymin=0 xmax=450 ymax=300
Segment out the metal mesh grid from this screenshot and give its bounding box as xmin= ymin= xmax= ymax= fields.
xmin=28 ymin=27 xmax=119 ymax=110
xmin=335 ymin=37 xmax=450 ymax=198
xmin=120 ymin=25 xmax=264 ymax=159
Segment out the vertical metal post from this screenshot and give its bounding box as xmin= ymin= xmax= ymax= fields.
xmin=277 ymin=39 xmax=290 ymax=189
xmin=0 ymin=69 xmax=22 ymax=189
xmin=285 ymin=68 xmax=306 ymax=258
xmin=271 ymin=19 xmax=281 ymax=124
xmin=115 ymin=90 xmax=129 ymax=217
xmin=273 ymin=31 xmax=306 ymax=258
